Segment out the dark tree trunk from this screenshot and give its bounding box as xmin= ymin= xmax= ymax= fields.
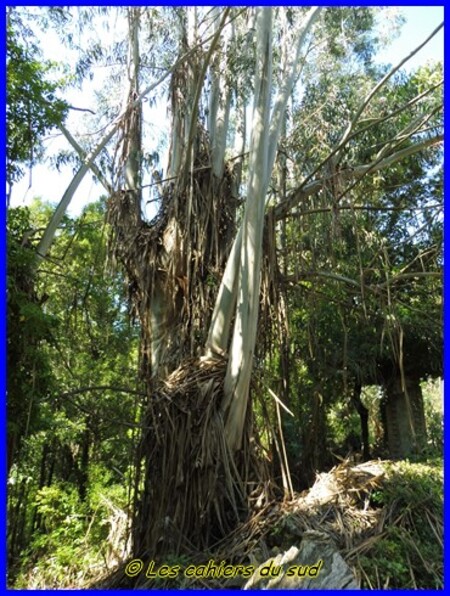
xmin=78 ymin=422 xmax=91 ymax=502
xmin=351 ymin=381 xmax=370 ymax=461
xmin=299 ymin=390 xmax=328 ymax=487
xmin=31 ymin=441 xmax=50 ymax=532
xmin=8 ymin=478 xmax=30 ymax=568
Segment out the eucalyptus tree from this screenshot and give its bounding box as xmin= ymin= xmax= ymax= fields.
xmin=8 ymin=5 xmax=443 ymax=559
xmin=104 ymin=7 xmax=328 ymax=553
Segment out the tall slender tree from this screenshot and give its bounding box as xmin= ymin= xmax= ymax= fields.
xmin=9 ymin=6 xmax=442 ymax=561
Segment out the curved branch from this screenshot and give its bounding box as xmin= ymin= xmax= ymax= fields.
xmin=58 ymin=385 xmax=147 ymax=429
xmin=59 ymin=385 xmax=147 ymax=398
xmin=338 ymin=21 xmax=443 ymax=150
xmin=273 ymin=133 xmax=443 ymax=221
xmin=59 ymin=122 xmax=113 ymax=194
xmin=376 ymin=271 xmax=442 ymax=289
xmin=285 ymin=270 xmax=361 ymax=288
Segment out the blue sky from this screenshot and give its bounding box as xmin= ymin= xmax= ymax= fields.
xmin=9 ymin=6 xmax=444 ymax=216
xmin=376 ymin=6 xmax=443 ymax=69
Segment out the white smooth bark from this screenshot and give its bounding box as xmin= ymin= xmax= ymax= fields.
xmin=207 ymin=8 xmax=322 ymax=368
xmin=223 ymin=7 xmax=273 ymax=450
xmin=179 ymin=8 xmax=231 ymax=186
xmin=35 ymin=126 xmax=117 ymax=262
xmin=267 ymin=7 xmax=322 ymax=177
xmin=124 ymin=7 xmax=141 ymax=193
xmin=209 ymin=9 xmax=324 ymax=450
xmin=208 ymin=8 xmax=221 ymax=140
xmin=210 ymin=18 xmax=233 ymax=178
xmin=211 ymin=86 xmax=232 ymax=179
xmin=58 ymin=123 xmax=112 ymax=194
xmin=168 ymin=108 xmax=183 ymax=180
xmin=206 ymin=226 xmax=242 ymax=357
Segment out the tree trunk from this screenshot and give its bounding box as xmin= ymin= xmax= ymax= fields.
xmin=122 ymin=8 xmax=327 ymax=557
xmin=299 ymin=389 xmax=328 ymax=488
xmin=351 ymin=381 xmax=370 ymax=461
xmin=222 ymin=7 xmax=273 ymax=450
xmin=107 ymin=9 xmax=245 ymax=557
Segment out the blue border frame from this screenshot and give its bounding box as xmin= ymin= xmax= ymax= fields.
xmin=2 ymin=2 xmax=446 ymax=594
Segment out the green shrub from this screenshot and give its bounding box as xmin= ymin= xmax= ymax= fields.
xmin=359 ymin=459 xmax=443 ymax=589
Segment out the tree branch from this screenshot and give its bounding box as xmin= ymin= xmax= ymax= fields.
xmin=337 ymin=21 xmax=443 ymax=150
xmin=58 ymin=386 xmax=147 ymax=429
xmin=284 ymin=271 xmax=361 ymax=289
xmin=59 ymin=122 xmax=113 ymax=194
xmin=179 ymin=7 xmax=231 ymax=187
xmin=60 ymin=385 xmax=146 ymax=398
xmin=35 ymin=19 xmax=242 ymax=264
xmin=273 ymin=133 xmax=443 ymax=221
xmin=66 ymin=104 xmax=96 ymax=115
xmin=376 ymin=271 xmax=442 ymax=289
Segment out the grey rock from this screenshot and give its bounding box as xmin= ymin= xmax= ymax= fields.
xmin=244 ymin=531 xmax=359 ymax=590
